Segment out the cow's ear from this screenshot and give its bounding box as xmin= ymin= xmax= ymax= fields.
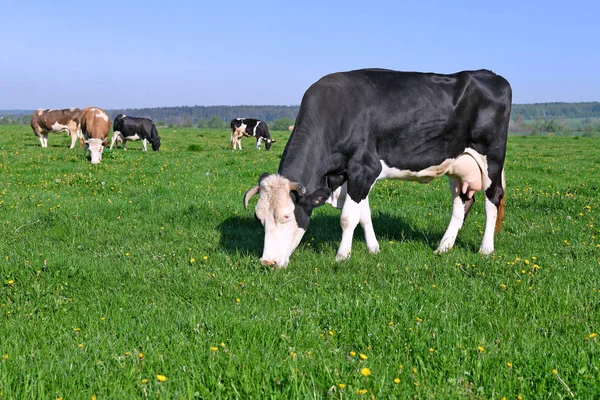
xmin=301 ymin=187 xmax=331 ymax=208
xmin=258 ymin=172 xmax=269 ymax=184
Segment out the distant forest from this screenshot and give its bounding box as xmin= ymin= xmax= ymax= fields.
xmin=2 ymin=102 xmax=600 ymax=132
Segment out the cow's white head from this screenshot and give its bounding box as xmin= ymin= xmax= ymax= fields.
xmin=244 ymin=174 xmax=331 ymax=268
xmin=85 ymin=138 xmax=108 ymax=164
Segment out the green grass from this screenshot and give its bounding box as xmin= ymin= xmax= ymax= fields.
xmin=1 ymin=126 xmax=599 ymax=398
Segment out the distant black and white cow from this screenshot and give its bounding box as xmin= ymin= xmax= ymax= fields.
xmin=110 ymin=114 xmax=161 ymax=151
xmin=230 ymin=118 xmax=275 ymax=150
xmin=244 ymin=68 xmax=511 ymax=268
xmin=30 ymin=108 xmax=81 ymax=148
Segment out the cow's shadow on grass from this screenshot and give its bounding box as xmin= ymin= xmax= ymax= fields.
xmin=217 ymin=212 xmax=445 ymax=257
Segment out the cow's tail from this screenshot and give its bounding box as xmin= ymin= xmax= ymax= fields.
xmin=495 ymin=167 xmax=506 ymax=233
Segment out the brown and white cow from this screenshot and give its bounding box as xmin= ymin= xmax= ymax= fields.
xmin=81 ymin=107 xmax=111 ymax=164
xmin=30 ymin=108 xmax=81 ymax=148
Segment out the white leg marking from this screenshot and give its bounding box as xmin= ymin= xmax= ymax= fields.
xmin=436 ymin=179 xmax=465 ymax=253
xmin=142 ymin=138 xmax=148 ymax=151
xmin=359 ymin=196 xmax=379 ymax=254
xmin=38 ymin=136 xmax=45 ymax=147
xmin=480 ymin=197 xmax=497 ymax=254
xmin=336 ymin=194 xmax=364 ymax=261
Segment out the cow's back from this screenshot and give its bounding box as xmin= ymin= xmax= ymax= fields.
xmin=81 ymin=107 xmax=111 ymax=139
xmin=288 ymin=69 xmax=510 ymax=173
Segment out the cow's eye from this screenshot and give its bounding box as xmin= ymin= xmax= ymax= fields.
xmin=281 ymin=214 xmax=291 ymax=222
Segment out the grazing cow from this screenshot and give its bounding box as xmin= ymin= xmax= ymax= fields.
xmin=244 ymin=68 xmax=511 ymax=268
xmin=30 ymin=108 xmax=81 ymax=148
xmin=81 ymin=106 xmax=111 ymax=164
xmin=110 ymin=114 xmax=161 ymax=151
xmin=230 ymin=118 xmax=276 ymax=150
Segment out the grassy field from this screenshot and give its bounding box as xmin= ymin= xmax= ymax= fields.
xmin=1 ymin=125 xmax=599 ymax=399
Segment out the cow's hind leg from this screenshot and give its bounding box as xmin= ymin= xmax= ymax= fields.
xmin=436 ymin=178 xmax=475 ymax=253
xmin=480 ymin=168 xmax=505 ymax=254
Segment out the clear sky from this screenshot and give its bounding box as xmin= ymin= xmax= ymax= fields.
xmin=1 ymin=0 xmax=598 ymax=109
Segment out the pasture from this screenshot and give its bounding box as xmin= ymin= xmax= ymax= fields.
xmin=1 ymin=125 xmax=599 ymax=398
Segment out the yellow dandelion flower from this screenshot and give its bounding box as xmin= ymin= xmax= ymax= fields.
xmin=190 ymin=258 xmax=196 ymax=263
xmin=138 ymin=353 xmax=144 ymax=359
xmin=78 ymin=343 xmax=84 ymax=348
xmin=338 ymin=383 xmax=345 ymax=389
xmin=141 ymin=378 xmax=148 ymax=384
xmin=412 ymin=367 xmax=417 ymax=373
xmin=359 ymin=353 xmax=368 ymax=360
xmin=388 ymin=321 xmax=394 ymax=325
xmin=517 ymin=395 xmax=523 ymax=400
xmin=236 ymin=298 xmax=241 ymax=303
xmin=92 ymin=396 xmax=96 ymax=400
xmin=220 ymin=342 xmax=226 ymax=347
xmin=203 ymin=256 xmax=208 ymax=260
xmin=3 ymin=354 xmax=8 ymax=360
xmin=429 ymin=348 xmax=434 ymax=353
xmin=500 ymin=283 xmax=507 ymax=289
xmin=416 ymin=317 xmax=423 ymax=323
xmin=328 ymin=330 xmax=334 ymax=336
xmin=156 ymin=374 xmax=167 ymax=382
xmin=589 ymin=333 xmax=597 ymax=338
xmin=394 ymin=378 xmax=400 ymax=384
xmin=552 ymin=368 xmax=557 ymax=374
xmin=524 ymin=259 xmax=530 ymax=265
xmin=350 ymin=351 xmax=356 ymax=357
xmin=7 ymin=280 xmax=14 ymax=285
xmin=125 ymin=351 xmax=130 ymax=356
xmin=125 ymin=253 xmax=130 ymax=257
xmin=361 ymin=367 xmax=371 ymax=376
xmin=210 ymin=347 xmax=218 ymax=352
xmin=356 ymin=389 xmax=368 ymax=395
xmin=507 ymin=362 xmax=513 ymax=367
xmin=478 ymin=346 xmax=484 ymax=352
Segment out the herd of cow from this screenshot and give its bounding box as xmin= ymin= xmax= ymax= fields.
xmin=31 ymin=68 xmax=512 ymax=268
xmin=31 ymin=108 xmax=276 ymax=164
xmin=31 ymin=107 xmax=162 ymax=163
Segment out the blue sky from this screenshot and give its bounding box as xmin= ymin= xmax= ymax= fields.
xmin=1 ymin=0 xmax=598 ymax=109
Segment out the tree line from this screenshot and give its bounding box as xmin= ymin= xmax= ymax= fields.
xmin=3 ymin=102 xmax=600 ymax=130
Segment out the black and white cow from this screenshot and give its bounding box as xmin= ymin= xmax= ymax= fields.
xmin=244 ymin=68 xmax=511 ymax=268
xmin=110 ymin=114 xmax=161 ymax=151
xmin=230 ymin=118 xmax=275 ymax=150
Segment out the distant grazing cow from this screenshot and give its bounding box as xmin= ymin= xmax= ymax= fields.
xmin=81 ymin=107 xmax=111 ymax=164
xmin=30 ymin=108 xmax=81 ymax=148
xmin=244 ymin=68 xmax=511 ymax=268
xmin=230 ymin=118 xmax=276 ymax=150
xmin=110 ymin=114 xmax=161 ymax=151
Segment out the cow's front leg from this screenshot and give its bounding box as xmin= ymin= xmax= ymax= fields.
xmin=142 ymin=138 xmax=148 ymax=151
xmin=336 ymin=194 xmax=365 ymax=261
xmin=69 ymin=131 xmax=78 ymax=149
xmin=360 ymin=196 xmax=379 ymax=254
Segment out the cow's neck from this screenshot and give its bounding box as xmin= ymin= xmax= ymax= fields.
xmin=278 ymin=128 xmax=332 ymax=190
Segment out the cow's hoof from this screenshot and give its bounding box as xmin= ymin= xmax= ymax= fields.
xmin=367 ymin=244 xmax=380 ymax=254
xmin=335 ymin=252 xmax=351 ymax=262
xmin=434 ymin=247 xmax=450 ymax=254
xmin=478 ymin=246 xmax=494 ymax=255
